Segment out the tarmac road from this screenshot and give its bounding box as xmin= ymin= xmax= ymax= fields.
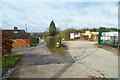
xmin=9 ymin=40 xmax=97 ymax=78
xmin=9 ymin=40 xmax=118 ymax=78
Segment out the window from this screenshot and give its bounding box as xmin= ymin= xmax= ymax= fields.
xmin=12 ymin=39 xmax=16 ymax=43
xmin=14 ymin=31 xmax=18 ymax=33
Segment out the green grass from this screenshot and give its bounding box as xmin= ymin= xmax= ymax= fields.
xmin=44 ymin=37 xmax=65 ymax=53
xmin=0 ymin=54 xmax=22 ymax=69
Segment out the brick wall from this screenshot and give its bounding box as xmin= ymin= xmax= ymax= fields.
xmin=12 ymin=39 xmax=30 ymax=48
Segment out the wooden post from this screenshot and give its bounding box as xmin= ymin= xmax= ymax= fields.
xmin=118 ymin=32 xmax=120 ymax=56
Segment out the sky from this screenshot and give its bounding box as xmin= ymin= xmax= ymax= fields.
xmin=1 ymin=0 xmax=119 ymax=32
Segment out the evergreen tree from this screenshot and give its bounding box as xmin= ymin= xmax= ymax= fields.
xmin=49 ymin=20 xmax=57 ymax=36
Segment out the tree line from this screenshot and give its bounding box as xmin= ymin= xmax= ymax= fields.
xmin=32 ymin=26 xmax=119 ymax=38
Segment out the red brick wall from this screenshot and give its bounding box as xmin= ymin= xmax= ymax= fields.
xmin=12 ymin=39 xmax=30 ymax=48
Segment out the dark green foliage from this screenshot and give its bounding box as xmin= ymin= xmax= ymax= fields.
xmin=32 ymin=33 xmax=40 ymax=38
xmin=49 ymin=20 xmax=57 ymax=36
xmin=98 ymin=27 xmax=118 ymax=32
xmin=77 ymin=27 xmax=118 ymax=32
xmin=44 ymin=35 xmax=65 ymax=53
xmin=60 ymin=27 xmax=119 ymax=41
xmin=2 ymin=31 xmax=13 ymax=56
xmin=45 ymin=35 xmax=61 ymax=48
xmin=52 ymin=35 xmax=61 ymax=47
xmin=30 ymin=38 xmax=39 ymax=46
xmin=39 ymin=32 xmax=49 ymax=38
xmin=60 ymin=28 xmax=77 ymax=40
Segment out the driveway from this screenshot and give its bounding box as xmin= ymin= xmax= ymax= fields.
xmin=64 ymin=40 xmax=118 ymax=78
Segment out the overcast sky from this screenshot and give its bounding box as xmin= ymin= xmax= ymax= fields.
xmin=1 ymin=0 xmax=119 ymax=32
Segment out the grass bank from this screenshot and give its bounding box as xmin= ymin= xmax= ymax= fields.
xmin=0 ymin=54 xmax=22 ymax=69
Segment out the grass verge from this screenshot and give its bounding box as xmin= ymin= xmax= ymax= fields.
xmin=0 ymin=54 xmax=22 ymax=69
xmin=44 ymin=37 xmax=65 ymax=53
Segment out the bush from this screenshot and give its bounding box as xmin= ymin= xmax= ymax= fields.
xmin=45 ymin=36 xmax=51 ymax=48
xmin=60 ymin=28 xmax=77 ymax=40
xmin=50 ymin=35 xmax=61 ymax=47
xmin=45 ymin=35 xmax=61 ymax=47
xmin=30 ymin=38 xmax=39 ymax=46
xmin=2 ymin=30 xmax=13 ymax=56
xmin=45 ymin=35 xmax=65 ymax=53
xmin=2 ymin=38 xmax=13 ymax=56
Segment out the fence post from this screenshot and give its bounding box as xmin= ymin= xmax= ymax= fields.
xmin=118 ymin=32 xmax=120 ymax=56
xmin=98 ymin=31 xmax=102 ymax=44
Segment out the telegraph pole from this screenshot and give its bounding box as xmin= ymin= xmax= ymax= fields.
xmin=25 ymin=24 xmax=27 ymax=33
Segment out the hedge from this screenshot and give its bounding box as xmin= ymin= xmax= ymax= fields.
xmin=45 ymin=35 xmax=65 ymax=53
xmin=30 ymin=38 xmax=39 ymax=46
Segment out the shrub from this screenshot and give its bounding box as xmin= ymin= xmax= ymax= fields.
xmin=2 ymin=31 xmax=13 ymax=56
xmin=45 ymin=35 xmax=65 ymax=53
xmin=50 ymin=35 xmax=61 ymax=47
xmin=30 ymin=38 xmax=39 ymax=46
xmin=60 ymin=28 xmax=77 ymax=40
xmin=45 ymin=35 xmax=61 ymax=47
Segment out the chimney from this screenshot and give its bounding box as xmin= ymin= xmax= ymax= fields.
xmin=14 ymin=27 xmax=18 ymax=30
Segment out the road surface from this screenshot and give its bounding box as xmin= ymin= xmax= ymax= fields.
xmin=9 ymin=40 xmax=118 ymax=79
xmin=10 ymin=40 xmax=96 ymax=78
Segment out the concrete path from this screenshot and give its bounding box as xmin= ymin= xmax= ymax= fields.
xmin=64 ymin=40 xmax=118 ymax=78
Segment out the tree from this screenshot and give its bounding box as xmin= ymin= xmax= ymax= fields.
xmin=49 ymin=20 xmax=57 ymax=36
xmin=60 ymin=28 xmax=77 ymax=40
xmin=2 ymin=31 xmax=13 ymax=56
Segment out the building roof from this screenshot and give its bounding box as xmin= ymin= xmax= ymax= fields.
xmin=2 ymin=28 xmax=31 ymax=39
xmin=13 ymin=30 xmax=31 ymax=39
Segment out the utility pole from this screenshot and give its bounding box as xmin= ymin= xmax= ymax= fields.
xmin=25 ymin=24 xmax=27 ymax=33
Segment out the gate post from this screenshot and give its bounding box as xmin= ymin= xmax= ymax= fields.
xmin=98 ymin=31 xmax=102 ymax=44
xmin=118 ymin=32 xmax=120 ymax=56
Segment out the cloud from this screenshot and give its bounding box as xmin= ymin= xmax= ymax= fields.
xmin=2 ymin=0 xmax=120 ymax=2
xmin=1 ymin=2 xmax=118 ymax=32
